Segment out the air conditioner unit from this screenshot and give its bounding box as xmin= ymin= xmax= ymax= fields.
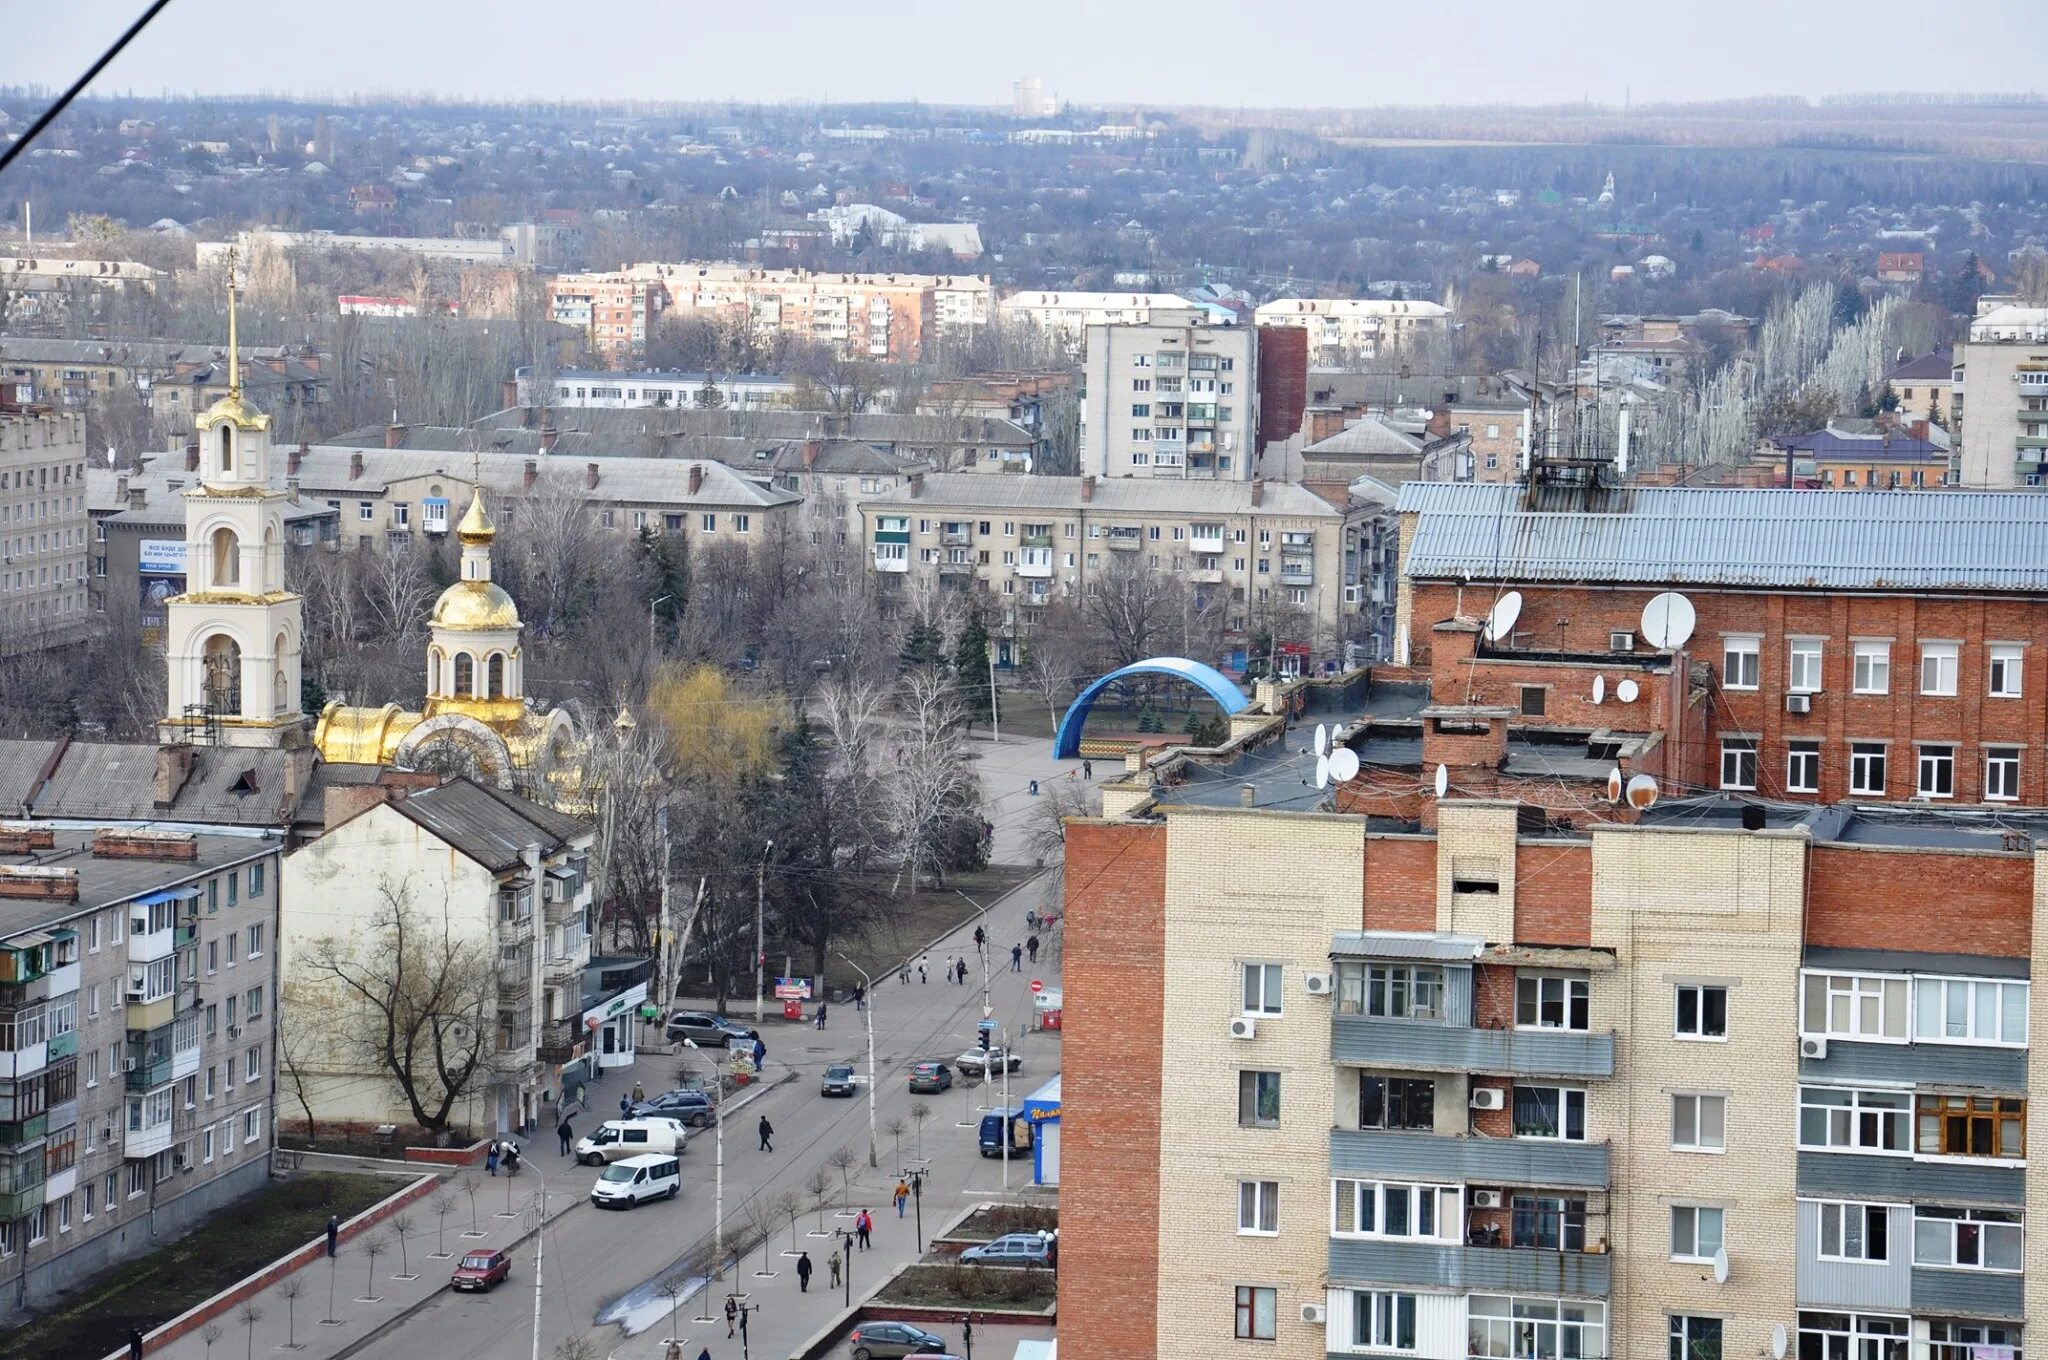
xmin=1303 ymin=972 xmax=1332 ymax=996
xmin=1610 ymin=630 xmax=1635 ymax=652
xmin=1470 ymin=1087 xmax=1505 ymax=1110
xmin=1300 ymin=1303 xmax=1327 ymax=1325
xmin=1786 ymin=693 xmax=1812 ymax=714
xmin=1472 ymin=1189 xmax=1504 ymax=1210
xmin=1228 ymin=1016 xmax=1257 ymax=1041
xmin=1800 ymin=1035 xmax=1828 ymax=1060
xmin=122 ymin=1057 xmax=137 ymax=1073
xmin=227 ymin=1025 xmax=242 ymax=1039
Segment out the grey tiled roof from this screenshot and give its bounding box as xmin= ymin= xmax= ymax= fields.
xmin=26 ymin=743 xmax=304 ymax=827
xmin=870 ymin=473 xmax=1341 ymax=518
xmin=390 ymin=779 xmax=589 ymax=873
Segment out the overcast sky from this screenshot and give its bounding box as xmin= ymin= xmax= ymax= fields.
xmin=1 ymin=0 xmax=2039 ymax=109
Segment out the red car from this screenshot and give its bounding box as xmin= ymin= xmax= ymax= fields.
xmin=450 ymin=1248 xmax=512 ymax=1291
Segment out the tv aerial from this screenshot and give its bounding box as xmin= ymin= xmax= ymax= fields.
xmin=1482 ymin=591 xmax=1522 ymax=644
xmin=1640 ymin=592 xmax=1697 ymax=650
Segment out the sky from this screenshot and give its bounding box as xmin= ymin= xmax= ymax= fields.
xmin=0 ymin=0 xmax=2041 ymax=111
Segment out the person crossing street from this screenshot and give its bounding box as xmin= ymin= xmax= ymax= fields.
xmin=758 ymin=1115 xmax=774 ymax=1153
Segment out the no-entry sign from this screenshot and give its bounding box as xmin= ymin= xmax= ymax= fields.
xmin=1029 ymin=979 xmax=1044 ymax=994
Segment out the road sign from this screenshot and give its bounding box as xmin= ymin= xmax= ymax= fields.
xmin=976 ymin=1019 xmax=997 ymax=1031
xmin=1029 ymin=979 xmax=1044 ymax=994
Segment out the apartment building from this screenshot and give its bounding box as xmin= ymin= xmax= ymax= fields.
xmin=0 ymin=390 xmax=90 ymax=652
xmin=280 ymin=778 xmax=592 ymax=1136
xmin=1081 ymin=322 xmax=1257 ymax=480
xmin=1253 ymin=298 xmax=1452 ymax=360
xmin=0 ymin=336 xmax=331 ymax=429
xmin=998 ymin=291 xmax=1205 ymax=348
xmin=1776 ymin=424 xmax=1951 ymax=490
xmin=627 ymin=263 xmax=992 ymax=362
xmin=861 ymin=473 xmax=1342 ymax=663
xmin=1886 ymin=351 xmax=1956 ymax=427
xmin=1955 ymin=307 xmax=2048 ymax=489
xmin=515 ymin=366 xmax=810 ymax=411
xmin=547 ymin=272 xmax=665 ymax=366
xmin=0 ymin=824 xmax=283 ymax=1309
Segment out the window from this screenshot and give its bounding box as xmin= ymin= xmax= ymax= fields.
xmin=1671 ymin=1204 xmax=1725 ymax=1261
xmin=1912 ymin=1206 xmax=2023 ymax=1271
xmin=1238 ymin=1071 xmax=1281 ymax=1127
xmin=1921 ymin=642 xmax=1959 ymax=696
xmin=1849 ymin=743 xmax=1888 ymax=796
xmin=700 ymin=514 xmax=717 ymax=533
xmin=1472 ymin=1297 xmax=1605 ymax=1360
xmin=1797 ymin=1312 xmax=1907 ymax=1360
xmin=1914 ymin=744 xmax=1956 ymax=798
xmin=1673 ymin=1094 xmax=1727 ymax=1152
xmin=1337 ymin=963 xmax=1444 ymax=1020
xmin=1787 ymin=741 xmax=1821 ymax=793
xmin=27 ymin=1207 xmax=46 ymax=1245
xmin=1788 ymin=638 xmax=1823 ymax=693
xmin=1238 ymin=1180 xmax=1278 ymax=1235
xmin=1352 ymin=1292 xmax=1417 ymax=1352
xmin=1513 ymin=1086 xmax=1586 ymax=1141
xmin=1670 ymin=1315 xmax=1723 ymax=1360
xmin=1987 ymin=748 xmax=2022 ymax=801
xmin=227 ymin=871 xmax=237 ymax=906
xmin=1798 ymin=1087 xmax=1911 ymax=1152
xmin=1722 ymin=636 xmax=1760 ymax=690
xmin=1852 ymin=641 xmax=1891 ymax=695
xmin=245 ymin=1046 xmax=261 ymax=1081
xmin=1234 ymin=1286 xmax=1276 ymax=1341
xmin=127 ymin=1162 xmax=147 ymax=1197
xmin=1802 ymin=972 xmax=1908 ymax=1040
xmin=1516 ymin=974 xmax=1588 ymax=1031
xmin=206 ymin=940 xmax=217 ymax=974
xmin=1510 ymin=1195 xmax=1587 ymax=1250
xmin=1675 ymin=985 xmax=1728 ymax=1039
xmin=244 ymin=1108 xmax=261 ymax=1144
xmin=1989 ymin=644 xmax=2024 ymax=698
xmin=358 ymin=502 xmax=374 ymax=522
xmin=1359 ymin=1076 xmax=1435 ymax=1131
xmin=1916 ymin=1093 xmax=2024 ymax=1159
xmin=1926 ymin=1320 xmax=2022 ymax=1360
xmin=1914 ymin=976 xmax=2028 ymax=1046
xmin=1817 ymin=1202 xmax=1890 ymax=1262
xmin=247 ymin=924 xmax=264 ymax=958
xmin=1332 ymin=1180 xmax=1460 ymax=1239
xmin=734 ymin=515 xmax=749 ymax=534
xmin=1719 ymin=738 xmax=1758 ymax=791
xmin=1241 ymin=963 xmax=1283 ymax=1016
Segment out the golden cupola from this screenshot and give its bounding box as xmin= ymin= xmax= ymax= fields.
xmin=429 ymin=486 xmax=521 ymax=632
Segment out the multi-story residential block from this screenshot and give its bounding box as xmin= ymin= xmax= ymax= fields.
xmin=860 ymin=472 xmax=1342 ymax=665
xmin=1885 ymin=350 xmax=1955 ymax=427
xmin=199 ymin=230 xmax=518 ymax=272
xmin=279 ymin=777 xmax=593 ymax=1136
xmin=0 ymin=337 xmax=329 ymax=433
xmin=628 ymin=264 xmax=991 ymax=363
xmin=1955 ymin=307 xmax=2048 ymax=489
xmin=1774 ymin=422 xmax=1951 ymax=490
xmin=998 ymin=291 xmax=1205 ymax=348
xmin=0 ymin=824 xmax=283 ymax=1308
xmin=515 ymin=366 xmax=811 ymax=411
xmin=546 ymin=272 xmax=664 ymax=366
xmin=1081 ymin=322 xmax=1257 ymax=480
xmin=1253 ymin=298 xmax=1452 ymax=360
xmin=0 ymin=387 xmax=91 ymax=651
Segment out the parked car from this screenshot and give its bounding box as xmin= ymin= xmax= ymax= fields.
xmin=907 ymin=1061 xmax=954 ymax=1093
xmin=846 ymin=1320 xmax=950 ymax=1359
xmin=575 ymin=1118 xmax=686 ymax=1165
xmin=958 ymin=1232 xmax=1053 ymax=1266
xmin=979 ymin=1110 xmax=1032 ymax=1159
xmin=631 ymin=1089 xmax=716 ymax=1127
xmin=590 ymin=1153 xmax=681 ymax=1209
xmin=820 ymin=1063 xmax=858 ymax=1097
xmin=450 ymin=1248 xmax=511 ymax=1291
xmin=953 ymin=1046 xmax=1024 ymax=1077
xmin=665 ymin=1011 xmax=758 ymax=1048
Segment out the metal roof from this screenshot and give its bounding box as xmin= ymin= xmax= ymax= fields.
xmin=1330 ymin=930 xmax=1486 ymax=961
xmin=1397 ymin=482 xmax=2048 ymax=592
xmin=389 ymin=779 xmax=589 ymax=873
xmin=874 ymin=473 xmax=1340 ymax=518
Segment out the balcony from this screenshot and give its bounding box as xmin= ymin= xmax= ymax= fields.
xmin=498 ymin=964 xmax=533 ymax=1000
xmin=1016 ymin=552 xmax=1054 ymax=580
xmin=1280 ymin=562 xmax=1315 ymax=586
xmin=128 ymin=925 xmax=177 ymax=966
xmin=1190 ymin=568 xmax=1224 ymax=585
xmin=497 ymin=914 xmax=535 ymax=947
xmin=1910 ymin=1266 xmax=2022 ymax=1319
xmin=0 ymin=1154 xmax=45 ymax=1221
xmin=1796 ymin=1150 xmax=2023 ymax=1207
xmin=1327 ymin=1237 xmax=1610 ymax=1297
xmin=1105 ymin=529 xmax=1142 ymax=551
xmin=124 ymin=992 xmax=175 ymax=1033
xmin=940 ymin=529 xmax=973 ymax=547
xmin=1332 ymin=1015 xmax=1615 ymax=1080
xmin=873 ymin=552 xmax=910 ymax=574
xmin=1802 ymin=1039 xmax=2025 ymax=1090
xmin=1331 ymin=1129 xmax=1610 ymax=1190
xmin=0 ymin=1112 xmax=47 ymax=1147
xmin=938 ymin=560 xmax=976 ymax=578
xmin=543 ymin=950 xmax=585 ymax=987
xmin=1189 ymin=534 xmax=1226 ymax=555
xmin=0 ymin=1038 xmax=48 ymax=1081
xmin=43 ymin=961 xmax=78 ymax=999
xmin=536 ymin=1019 xmax=583 ymax=1065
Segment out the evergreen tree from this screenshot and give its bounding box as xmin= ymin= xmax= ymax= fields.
xmin=635 ymin=525 xmax=690 ymax=641
xmin=953 ymin=611 xmax=993 ymax=722
xmin=900 ymin=621 xmax=944 ymax=671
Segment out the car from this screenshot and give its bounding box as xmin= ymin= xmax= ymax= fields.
xmin=845 ymin=1320 xmax=950 ymax=1359
xmin=958 ymin=1232 xmax=1054 ymax=1267
xmin=953 ymin=1046 xmax=1024 ymax=1077
xmin=820 ymin=1063 xmax=858 ymax=1097
xmin=664 ymin=1011 xmax=758 ymax=1048
xmin=450 ymin=1248 xmax=512 ymax=1291
xmin=631 ymin=1089 xmax=717 ymax=1127
xmin=907 ymin=1061 xmax=953 ymax=1093
xmin=590 ymin=1153 xmax=681 ymax=1208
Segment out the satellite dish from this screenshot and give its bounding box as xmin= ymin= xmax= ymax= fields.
xmin=1772 ymin=1325 xmax=1789 ymax=1360
xmin=1329 ymin=748 xmax=1360 ymax=783
xmin=1641 ymin=592 xmax=1697 ymax=649
xmin=1711 ymin=1247 xmax=1729 ymax=1285
xmin=1605 ymin=768 xmax=1624 ymax=803
xmin=1626 ymin=773 xmax=1660 ymax=810
xmin=1434 ymin=764 xmax=1449 ymax=798
xmin=1315 ymin=753 xmax=1330 ymax=789
xmin=1591 ymin=675 xmax=1606 ymax=704
xmin=1482 ymin=591 xmax=1522 ymax=643
xmin=1315 ymin=724 xmax=1328 ymax=757
xmin=1616 ymin=678 xmax=1640 ymax=704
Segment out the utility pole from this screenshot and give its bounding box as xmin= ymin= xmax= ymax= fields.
xmin=988 ymin=648 xmax=1000 ymax=744
xmin=839 ymin=954 xmax=879 ymax=1168
xmin=1000 ymin=1023 xmax=1012 ymax=1192
xmin=652 ymin=802 xmax=670 ymax=1015
xmin=527 ymin=1168 xmax=548 ymax=1360
xmin=684 ymin=1039 xmax=723 ymax=1274
xmin=957 ymin=890 xmax=991 ymax=1022
xmin=754 ymin=840 xmax=773 ymax=1025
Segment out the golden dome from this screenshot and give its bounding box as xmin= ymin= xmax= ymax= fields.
xmin=430 ymin=579 xmax=521 ymax=631
xmin=456 ymin=487 xmax=494 ymax=546
xmin=196 ymin=392 xmax=270 ymax=433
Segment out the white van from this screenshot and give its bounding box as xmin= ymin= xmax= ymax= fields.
xmin=590 ymin=1153 xmax=680 ymax=1209
xmin=574 ymin=1118 xmax=686 ymax=1166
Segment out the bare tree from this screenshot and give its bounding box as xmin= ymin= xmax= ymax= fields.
xmin=461 ymin=1176 xmax=483 ymax=1236
xmin=777 ymin=1188 xmax=804 ymax=1252
xmin=277 ymin=1021 xmax=321 ymax=1146
xmin=744 ymin=1196 xmax=781 ymax=1276
xmin=1017 ymin=606 xmax=1090 ymax=726
xmin=296 ymin=878 xmax=498 ymax=1140
xmin=657 ymin=1273 xmax=690 ymax=1346
xmin=886 ymin=1116 xmax=908 ymax=1167
xmin=431 ymin=1192 xmax=457 ymax=1258
xmin=829 ymin=1145 xmax=857 ymax=1209
xmin=884 ymin=668 xmax=982 ymax=892
xmin=359 ymin=1234 xmax=388 ymax=1301
xmin=807 ymin=1165 xmax=833 ymax=1233
xmin=360 ymin=538 xmax=438 ymax=645
xmin=501 ymin=473 xmax=602 ymax=636
xmin=202 ymin=1322 xmax=223 ymax=1360
xmin=910 ymin=1101 xmax=932 ymax=1159
xmin=279 ymin=1277 xmax=305 ymax=1350
xmin=238 ymin=1303 xmax=263 ymax=1360
xmin=1084 ymin=552 xmax=1182 ymax=669
xmin=391 ymin=1213 xmax=417 ymax=1279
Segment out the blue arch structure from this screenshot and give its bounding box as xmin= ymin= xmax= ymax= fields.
xmin=1054 ymin=657 xmax=1250 ymax=759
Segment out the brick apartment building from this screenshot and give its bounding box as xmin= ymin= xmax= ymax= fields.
xmin=546 ymin=272 xmax=664 ymax=366
xmin=627 ymin=263 xmax=991 ymax=363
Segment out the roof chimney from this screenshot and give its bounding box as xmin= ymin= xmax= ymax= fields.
xmin=540 ymin=425 xmax=560 ymax=455
xmin=801 ymin=439 xmax=821 ymax=469
xmin=116 ymin=474 xmax=128 ymax=504
xmin=687 ymin=464 xmax=704 ymax=495
xmin=286 ymin=477 xmax=300 ymax=504
xmin=153 ymin=744 xmax=195 ymax=808
xmin=349 ymin=451 xmax=365 ymax=480
xmin=524 ymin=459 xmax=539 ymax=490
xmin=184 ymin=439 xmax=199 ymax=472
xmin=908 ymin=472 xmax=925 ymax=499
xmin=384 ymin=423 xmax=407 ymax=449
xmin=288 ymin=442 xmax=304 ymax=476
xmin=1080 ymin=475 xmax=1095 ymax=503
xmin=127 ymin=484 xmax=146 ymax=511
xmin=1250 ymin=479 xmax=1264 ymax=507
xmin=585 ymin=461 xmax=599 ymax=489
xmin=503 ymin=378 xmax=520 ymax=410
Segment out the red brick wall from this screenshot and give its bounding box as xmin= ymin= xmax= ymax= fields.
xmin=1256 ymin=326 xmax=1309 ymax=450
xmin=1515 ymin=842 xmax=1592 ymax=946
xmin=1471 ymin=1079 xmax=1514 ymax=1137
xmin=1474 ymin=963 xmax=1517 ymax=1028
xmin=1060 ymin=820 xmax=1168 ymax=1360
xmin=1364 ymin=836 xmax=1436 ymax=929
xmin=1806 ymin=845 xmax=2034 ymax=957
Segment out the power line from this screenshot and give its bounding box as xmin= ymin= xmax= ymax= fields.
xmin=0 ymin=0 xmax=176 ymax=181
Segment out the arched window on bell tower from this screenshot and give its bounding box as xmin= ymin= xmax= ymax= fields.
xmin=210 ymin=527 xmax=240 ymax=588
xmin=487 ymin=653 xmax=506 ymax=699
xmin=453 ymin=653 xmax=474 ymax=697
xmin=218 ymin=423 xmax=233 ymax=477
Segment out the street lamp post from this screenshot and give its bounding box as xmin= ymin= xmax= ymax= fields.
xmin=955 ymin=889 xmax=991 ymax=1021
xmin=837 ymin=953 xmax=879 ymax=1168
xmin=904 ymin=1167 xmax=926 ymax=1251
xmin=755 ymin=840 xmax=773 ymax=1025
xmin=526 ymin=1165 xmax=548 ymax=1360
xmin=682 ymin=1038 xmax=724 ymax=1274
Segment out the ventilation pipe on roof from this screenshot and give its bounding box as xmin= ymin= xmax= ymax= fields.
xmin=1616 ymin=404 xmax=1632 ymax=477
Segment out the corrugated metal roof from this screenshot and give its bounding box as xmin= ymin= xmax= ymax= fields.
xmin=392 ymin=779 xmax=588 ymax=873
xmin=1329 ymin=930 xmax=1485 ymax=960
xmin=1397 ymin=482 xmax=2048 ymax=592
xmin=874 ymin=473 xmax=1340 ymax=518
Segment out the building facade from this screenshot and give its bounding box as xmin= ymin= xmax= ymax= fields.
xmin=546 ymin=272 xmax=665 ymax=366
xmin=0 ymin=389 xmax=91 ymax=652
xmin=628 ymin=263 xmax=992 ymax=363
xmin=1081 ymin=322 xmax=1257 ymax=480
xmin=1252 ymin=299 xmax=1452 ymax=360
xmin=1956 ymin=308 xmax=2048 ymax=490
xmin=998 ymin=292 xmax=1205 ymax=347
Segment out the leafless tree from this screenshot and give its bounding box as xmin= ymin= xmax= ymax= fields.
xmin=201 ymin=1322 xmax=222 ymax=1360
xmin=279 ymin=1277 xmax=305 ymax=1350
xmin=461 ymin=1176 xmax=483 ymax=1235
xmin=584 ymin=715 xmax=670 ymax=954
xmin=359 ymin=1234 xmax=389 ymax=1300
xmin=553 ymin=1340 xmax=602 ymax=1360
xmin=777 ymin=1188 xmax=804 ymax=1251
xmin=807 ymin=1165 xmax=833 ymax=1232
xmin=432 ymin=1192 xmax=457 ymax=1257
xmin=884 ymin=667 xmax=980 ymax=892
xmin=829 ymin=1144 xmax=858 ymax=1209
xmin=886 ymin=1116 xmax=908 ymax=1167
xmin=1016 ymin=605 xmax=1090 ymax=726
xmin=1084 ymin=552 xmax=1182 ymax=669
xmin=360 ymin=538 xmax=438 ymax=645
xmin=391 ymin=1213 xmax=417 ymax=1278
xmin=744 ymin=1196 xmax=781 ymax=1276
xmin=657 ymin=1273 xmax=690 ymax=1346
xmin=277 ymin=1021 xmax=321 ymax=1145
xmin=816 ymin=670 xmax=890 ymax=782
xmin=910 ymin=1101 xmax=932 ymax=1159
xmin=501 ymin=474 xmax=603 ymax=637
xmin=238 ymin=1302 xmax=263 ymax=1360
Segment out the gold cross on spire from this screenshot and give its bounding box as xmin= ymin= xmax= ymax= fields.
xmin=225 ymin=245 xmax=241 ymax=402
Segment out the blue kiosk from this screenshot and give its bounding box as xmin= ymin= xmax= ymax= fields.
xmin=1022 ymin=1074 xmax=1061 ymax=1186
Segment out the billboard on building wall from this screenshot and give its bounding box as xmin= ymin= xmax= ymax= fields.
xmin=139 ymin=538 xmax=187 ymax=632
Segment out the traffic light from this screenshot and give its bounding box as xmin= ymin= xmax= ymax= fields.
xmin=978 ymin=1028 xmax=991 ymax=1053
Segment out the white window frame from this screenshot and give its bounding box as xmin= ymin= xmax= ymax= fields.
xmin=1515 ymin=973 xmax=1589 ymax=1032
xmin=1917 ymin=744 xmax=1956 ymax=799
xmin=1674 ymin=984 xmax=1728 ymax=1041
xmin=1801 ymin=970 xmax=1909 ymax=1042
xmin=1330 ymin=1179 xmax=1462 ymax=1241
xmin=1241 ymin=962 xmax=1283 ymax=1017
xmin=1722 ymin=635 xmax=1760 ymax=690
xmin=1913 ymin=1206 xmax=2023 ymax=1272
xmin=1670 ymin=1204 xmax=1725 ymax=1262
xmin=1920 ymin=642 xmax=1959 ymax=696
xmin=1350 ymin=1290 xmax=1419 ymax=1353
xmin=1849 ymin=742 xmax=1889 ymax=796
xmin=1672 ymin=1093 xmax=1727 ymax=1153
xmin=1797 ymin=1085 xmax=1912 ymax=1155
xmin=1786 ymin=741 xmax=1821 ymax=794
xmin=1237 ymin=1179 xmax=1279 ymax=1236
xmin=1989 ymin=643 xmax=2024 ymax=698
xmin=1816 ymin=1200 xmax=1891 ymax=1263
xmin=1473 ymin=1296 xmax=1604 ymax=1360
xmin=1512 ymin=1085 xmax=1587 ymax=1142
xmin=1852 ymin=640 xmax=1891 ymax=695
xmin=1912 ymin=976 xmax=2029 ymax=1047
xmin=1719 ymin=738 xmax=1758 ymax=791
xmin=1788 ymin=637 xmax=1824 ymax=693
xmin=1986 ymin=747 xmax=2021 ymax=802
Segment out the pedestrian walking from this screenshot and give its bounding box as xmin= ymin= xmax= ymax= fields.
xmin=127 ymin=1327 xmax=145 ymax=1360
xmin=973 ymin=925 xmax=986 ymax=952
xmin=751 ymin=1036 xmax=766 ymax=1073
xmin=1026 ymin=908 xmax=1038 ymax=932
xmin=632 ymin=1081 xmax=645 ymax=1104
xmin=695 ymin=1348 xmax=712 ymax=1360
xmin=326 ymin=1214 xmax=340 ymax=1257
xmin=558 ymin=1118 xmax=574 ymax=1157
xmin=814 ymin=1000 xmax=828 ymax=1030
xmin=957 ymin=957 xmax=969 ymax=985
xmin=758 ymin=1115 xmax=774 ymax=1152
xmin=619 ymin=1092 xmax=632 ymax=1118
xmin=485 ymin=1141 xmax=500 ymax=1176
xmin=725 ymin=1295 xmax=738 ymax=1337
xmin=894 ymin=1180 xmax=910 ymax=1217
xmin=829 ymin=1251 xmax=842 ymax=1289
xmin=919 ymin=954 xmax=929 ymax=984
xmin=856 ymin=1208 xmax=873 ymax=1249
xmin=853 ymin=983 xmax=865 ymax=1012
xmin=502 ymin=1140 xmax=521 ymax=1176
xmin=795 ymin=1251 xmax=812 ymax=1292
xmin=1083 ymin=757 xmax=1094 ymax=779
xmin=899 ymin=960 xmax=911 ymax=985
xmin=1027 ymin=935 xmax=1040 ymax=963
xmin=1010 ymin=943 xmax=1023 ymax=972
